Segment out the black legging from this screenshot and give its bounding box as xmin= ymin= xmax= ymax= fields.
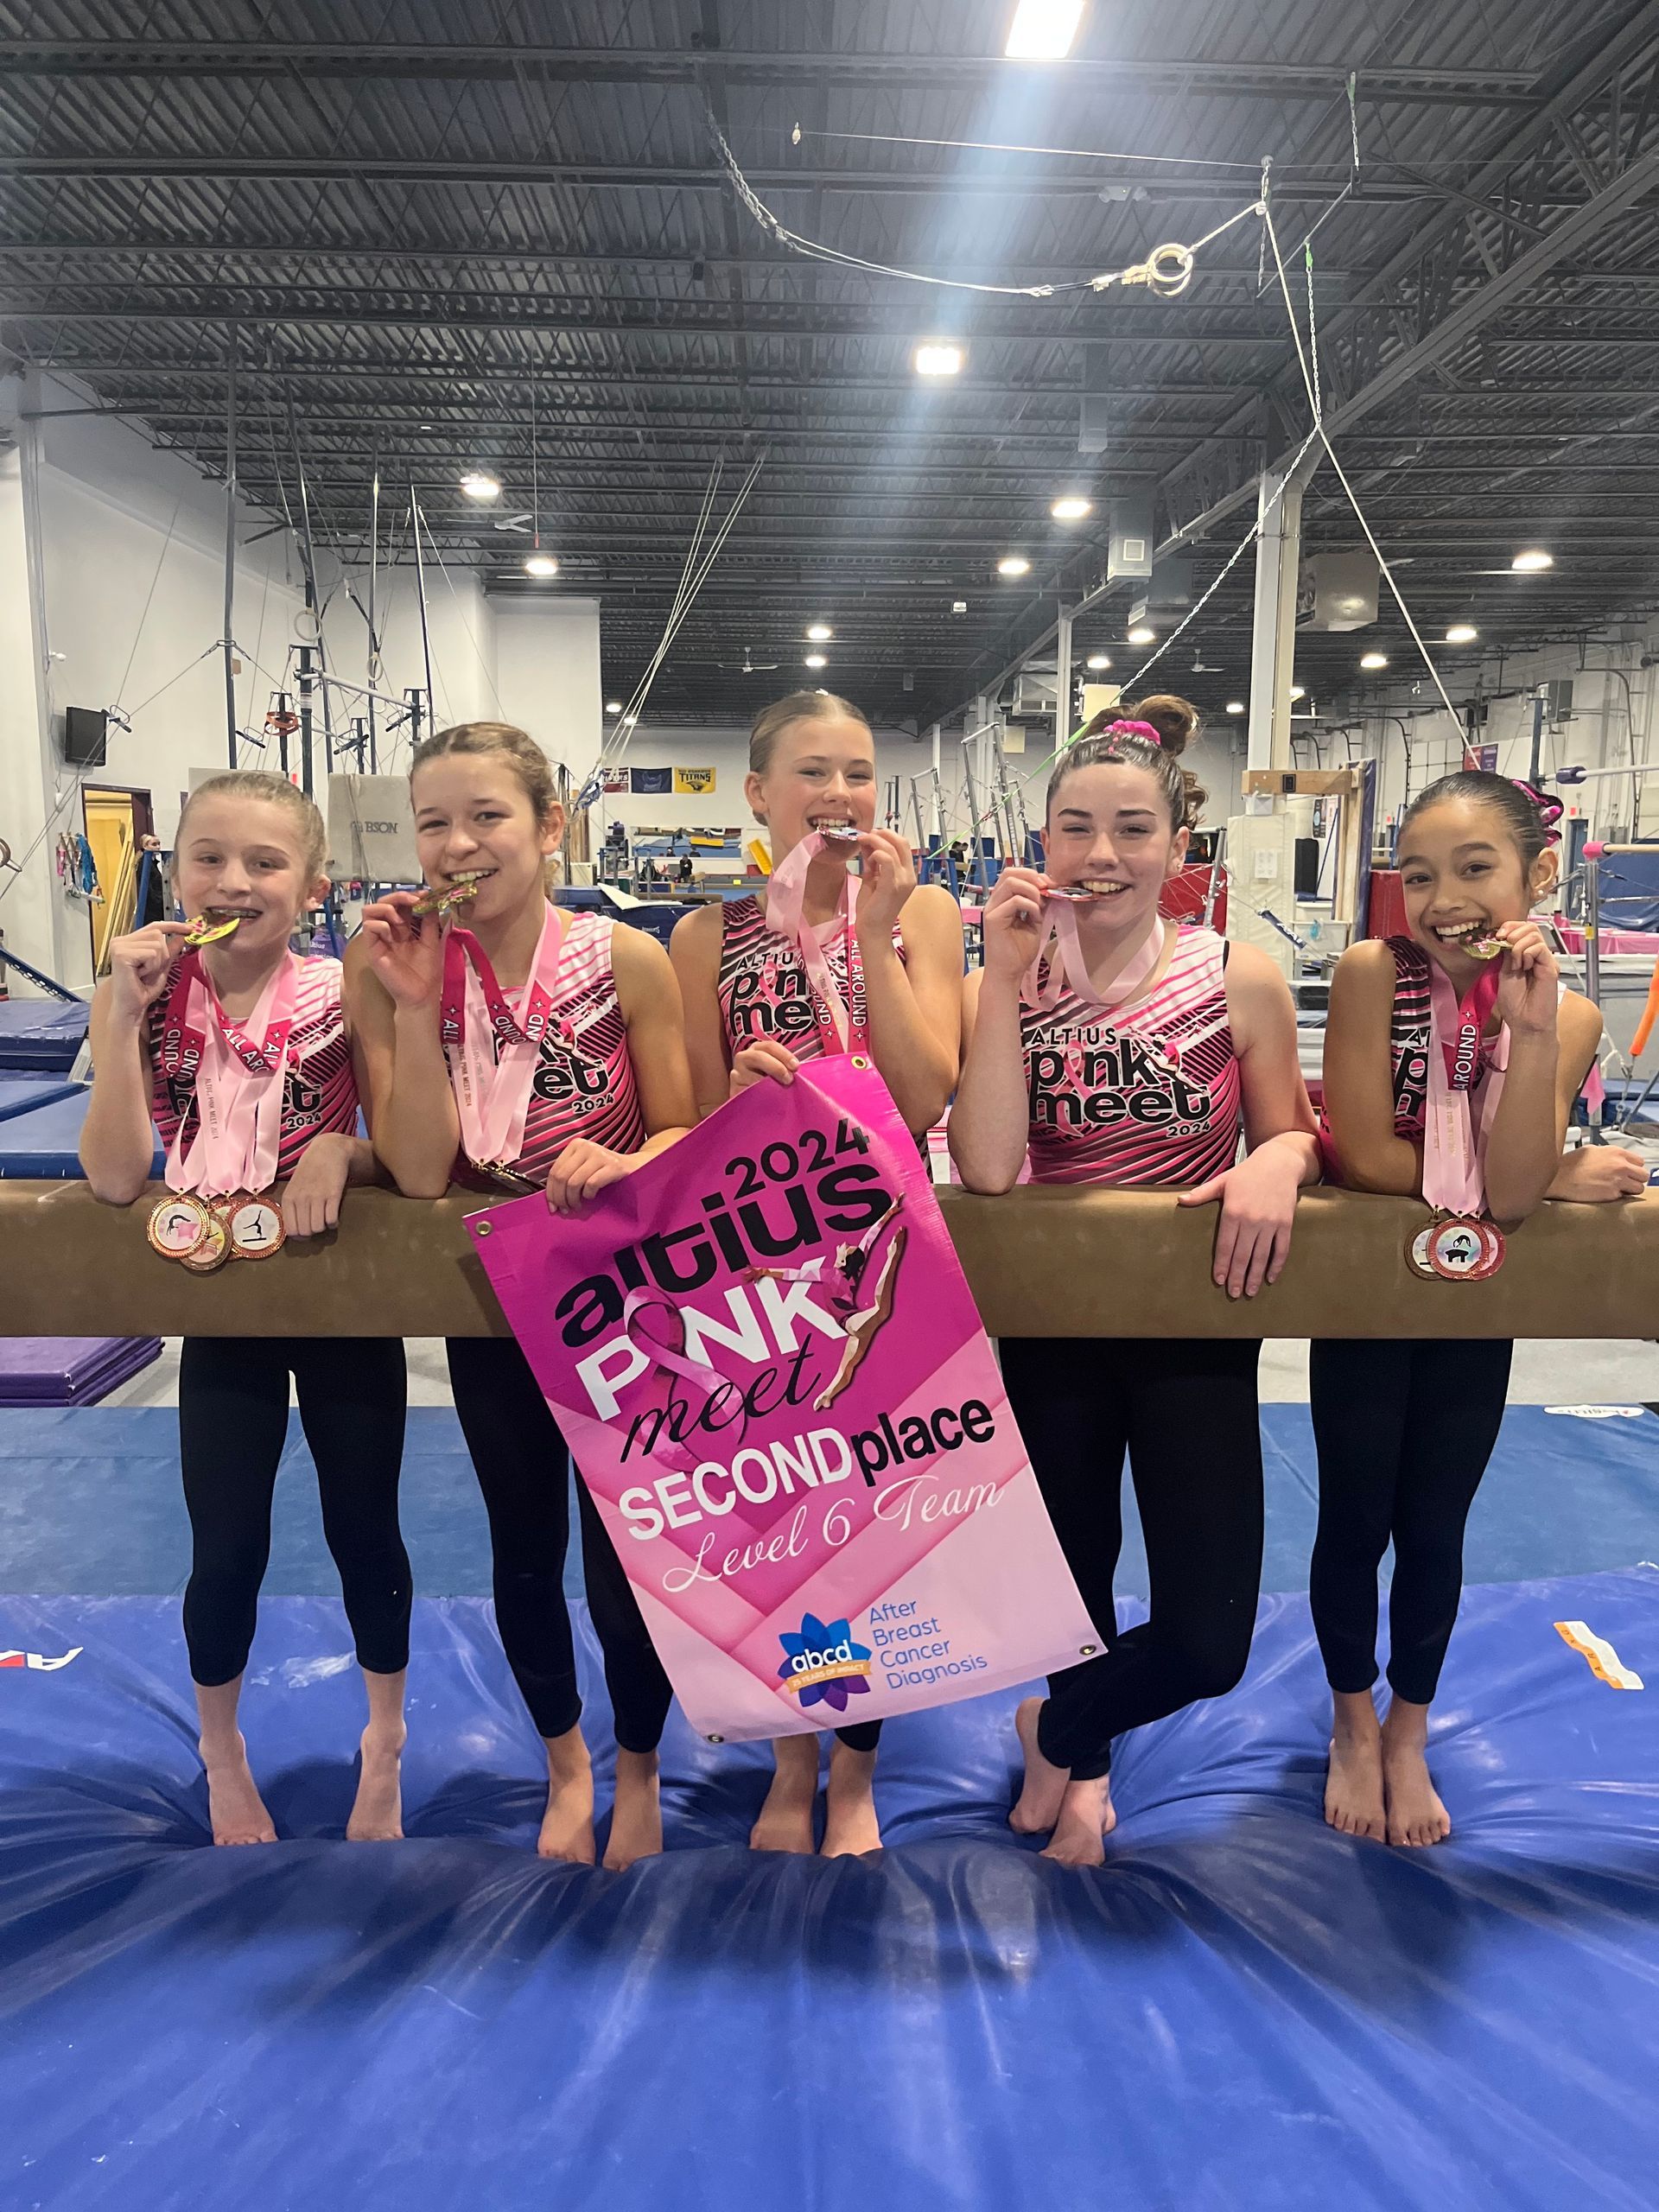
xmin=1309 ymin=1337 xmax=1511 ymax=1707
xmin=179 ymin=1336 xmax=411 ymax=1687
xmin=1001 ymin=1336 xmax=1265 ymax=1781
xmin=446 ymin=1336 xmax=674 ymax=1754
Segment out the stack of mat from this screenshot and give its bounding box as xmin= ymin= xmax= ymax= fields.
xmin=0 ymin=1337 xmax=162 ymax=1408
xmin=0 ymin=1001 xmax=90 ymax=1071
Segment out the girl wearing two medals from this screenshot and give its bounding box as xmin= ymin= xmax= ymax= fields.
xmin=671 ymin=690 xmax=963 ymax=1857
xmin=950 ymin=702 xmax=1321 ymax=1867
xmin=1313 ymin=772 xmax=1604 ymax=1847
xmin=80 ymin=772 xmax=410 ymax=1848
xmin=355 ymin=722 xmax=696 ymax=1870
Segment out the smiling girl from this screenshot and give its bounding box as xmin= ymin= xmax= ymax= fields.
xmin=949 ymin=702 xmax=1320 ymax=1866
xmin=353 ymin=721 xmax=696 ymax=1869
xmin=671 ymin=690 xmax=963 ymax=1857
xmin=81 ymin=772 xmax=410 ymax=1848
xmin=1313 ymin=772 xmax=1605 ymax=1848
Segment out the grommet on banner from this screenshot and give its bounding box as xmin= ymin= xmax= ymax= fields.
xmin=706 ymin=1733 xmax=725 ymax=1745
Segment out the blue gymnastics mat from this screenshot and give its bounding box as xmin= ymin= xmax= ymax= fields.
xmin=0 ymin=1072 xmax=80 ymax=1124
xmin=0 ymin=1084 xmax=162 ymax=1178
xmin=0 ymin=998 xmax=88 ymax=1071
xmin=0 ymin=1573 xmax=1655 ymax=2212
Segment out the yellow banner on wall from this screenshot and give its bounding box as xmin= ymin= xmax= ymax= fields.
xmin=673 ymin=766 xmax=716 ymax=795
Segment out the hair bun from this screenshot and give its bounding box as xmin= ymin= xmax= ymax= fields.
xmin=1513 ymin=778 xmax=1565 ymax=846
xmin=1125 ymin=693 xmax=1199 ymax=757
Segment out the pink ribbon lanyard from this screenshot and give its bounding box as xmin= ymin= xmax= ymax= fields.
xmin=620 ymin=1290 xmax=723 ymax=1405
xmin=1023 ymin=899 xmax=1166 ymax=1016
xmin=439 ymin=900 xmax=570 ymax=1168
xmin=763 ymin=831 xmax=866 ymax=1055
xmin=1424 ymin=960 xmax=1508 ymax=1216
xmin=162 ymin=950 xmax=300 ymax=1198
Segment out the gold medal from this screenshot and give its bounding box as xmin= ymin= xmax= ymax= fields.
xmin=411 ymin=876 xmax=483 ymax=918
xmin=147 ymin=1192 xmax=213 ymax=1261
xmin=1426 ymin=1214 xmax=1505 ymax=1281
xmin=182 ymin=912 xmax=242 ymax=947
xmin=179 ymin=1213 xmax=232 ymax=1273
xmin=226 ymin=1195 xmax=286 ymax=1260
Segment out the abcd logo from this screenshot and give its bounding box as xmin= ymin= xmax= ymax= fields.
xmin=777 ymin=1614 xmax=873 ymax=1713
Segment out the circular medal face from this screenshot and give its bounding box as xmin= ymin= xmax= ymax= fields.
xmin=1404 ymin=1224 xmax=1441 ymax=1281
xmin=179 ymin=1215 xmax=231 ymax=1274
xmin=182 ymin=913 xmax=241 ymax=947
xmin=1426 ymin=1215 xmax=1505 ymax=1282
xmin=147 ymin=1192 xmax=211 ymax=1260
xmin=226 ymin=1197 xmax=286 ymax=1260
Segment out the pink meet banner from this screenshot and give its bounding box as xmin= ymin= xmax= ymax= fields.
xmin=467 ymin=1055 xmax=1101 ymax=1743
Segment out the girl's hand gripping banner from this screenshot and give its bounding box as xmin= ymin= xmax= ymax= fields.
xmin=468 ymin=1057 xmax=1102 ymax=1742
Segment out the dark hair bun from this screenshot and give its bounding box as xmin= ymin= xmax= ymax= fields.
xmin=1128 ymin=694 xmax=1199 ymax=756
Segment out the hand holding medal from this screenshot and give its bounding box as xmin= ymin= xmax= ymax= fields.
xmin=359 ymin=887 xmax=454 ymax=1011
xmin=1488 ymin=918 xmax=1560 ymax=1036
xmin=105 ymin=918 xmax=197 ymax=1025
xmin=980 ymin=865 xmax=1050 ymax=986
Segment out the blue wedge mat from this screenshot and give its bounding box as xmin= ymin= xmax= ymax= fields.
xmin=0 ymin=1072 xmax=80 ymax=1123
xmin=0 ymin=1085 xmax=162 ymax=1177
xmin=0 ymin=1574 xmax=1655 ymax=2212
xmin=1 ymin=1402 xmax=1653 ymax=1601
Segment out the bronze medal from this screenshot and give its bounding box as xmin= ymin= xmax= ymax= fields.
xmin=147 ymin=1192 xmax=213 ymax=1261
xmin=179 ymin=1212 xmax=232 ymax=1274
xmin=226 ymin=1194 xmax=286 ymax=1260
xmin=1426 ymin=1214 xmax=1505 ymax=1282
xmin=1404 ymin=1222 xmax=1440 ymax=1281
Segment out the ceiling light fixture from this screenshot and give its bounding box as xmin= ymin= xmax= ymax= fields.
xmin=459 ymin=470 xmax=500 ymax=502
xmin=1289 ymin=684 xmax=1306 ymax=701
xmin=1511 ymin=548 xmax=1554 ymax=572
xmin=1005 ymin=0 xmax=1085 ymax=59
xmin=1127 ymin=626 xmax=1155 ymax=645
xmin=1086 ymin=652 xmax=1111 ymax=670
xmin=1051 ymin=496 xmax=1092 ymax=521
xmin=524 ymin=551 xmax=558 ymax=580
xmin=997 ymin=555 xmax=1032 ymax=577
xmin=913 ymin=340 xmax=964 ymax=378
xmin=1359 ymin=652 xmax=1388 ymax=671
xmin=522 ymin=385 xmax=556 ymax=578
xmin=1445 ymin=624 xmax=1479 ymax=645
xmin=1225 ymin=701 xmax=1245 ymax=715
xmin=806 ymin=622 xmax=833 ymax=642
xmin=804 ymin=653 xmax=828 ymax=670
xmin=605 ymin=700 xmax=623 ymax=714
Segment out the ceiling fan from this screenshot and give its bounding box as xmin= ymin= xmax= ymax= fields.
xmin=715 ymin=646 xmax=779 ymax=673
xmin=490 ymin=512 xmax=535 ymax=535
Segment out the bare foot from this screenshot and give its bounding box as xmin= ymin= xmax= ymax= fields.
xmin=538 ymin=1728 xmax=597 ymax=1864
xmin=820 ymin=1739 xmax=881 ymax=1857
xmin=1382 ymin=1703 xmax=1452 ymax=1847
xmin=346 ymin=1722 xmax=406 ymax=1842
xmin=750 ymin=1735 xmax=820 ymax=1853
xmin=200 ymin=1732 xmax=277 ymax=1847
xmin=1040 ymin=1775 xmax=1115 ymax=1868
xmin=603 ymin=1749 xmax=663 ymax=1872
xmin=1009 ymin=1696 xmax=1070 ymax=1835
xmin=1324 ymin=1690 xmax=1386 ymax=1842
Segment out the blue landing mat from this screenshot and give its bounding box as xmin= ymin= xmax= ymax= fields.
xmin=0 ymin=1576 xmax=1656 ymax=2211
xmin=2 ymin=1402 xmax=1655 ymax=1601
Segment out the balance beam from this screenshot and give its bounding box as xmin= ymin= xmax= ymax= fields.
xmin=1 ymin=1181 xmax=1653 ymax=1338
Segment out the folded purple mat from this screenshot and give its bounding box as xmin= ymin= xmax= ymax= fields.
xmin=0 ymin=1337 xmax=163 ymax=1406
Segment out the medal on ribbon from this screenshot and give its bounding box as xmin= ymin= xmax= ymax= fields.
xmin=1408 ymin=956 xmax=1509 ymax=1282
xmin=439 ymin=899 xmax=577 ymax=1184
xmin=761 ymin=830 xmax=868 ymax=1056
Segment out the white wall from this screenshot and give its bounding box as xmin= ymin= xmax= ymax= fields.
xmin=1 ymin=369 xmax=308 ymax=991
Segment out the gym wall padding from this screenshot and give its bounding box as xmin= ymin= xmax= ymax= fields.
xmin=0 ymin=1182 xmax=1654 ymax=1338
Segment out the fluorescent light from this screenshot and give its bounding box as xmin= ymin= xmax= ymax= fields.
xmin=1445 ymin=623 xmax=1479 ymax=645
xmin=1359 ymin=651 xmax=1388 ymax=670
xmin=1051 ymin=496 xmax=1092 ymax=521
xmin=913 ymin=341 xmax=964 ymax=378
xmin=1086 ymin=652 xmax=1111 ymax=670
xmin=1005 ymin=0 xmax=1085 ymax=59
xmin=804 ymin=653 xmax=828 ymax=670
xmin=1289 ymin=684 xmax=1306 ymax=701
xmin=1511 ymin=548 xmax=1554 ymax=572
xmin=621 ymin=715 xmax=637 ymax=729
xmin=459 ymin=470 xmax=500 ymax=501
xmin=806 ymin=622 xmax=833 ymax=642
xmin=1127 ymin=626 xmax=1155 ymax=645
xmin=1225 ymin=701 xmax=1245 ymax=715
xmin=997 ymin=555 xmax=1032 ymax=577
xmin=523 ymin=551 xmax=558 ymax=579
xmin=605 ymin=700 xmax=623 ymax=714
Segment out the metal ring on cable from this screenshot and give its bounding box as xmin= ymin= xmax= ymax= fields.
xmin=293 ymin=608 xmax=321 ymax=644
xmin=1143 ymin=242 xmax=1195 ymax=297
xmin=366 ymin=652 xmax=384 ymax=685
